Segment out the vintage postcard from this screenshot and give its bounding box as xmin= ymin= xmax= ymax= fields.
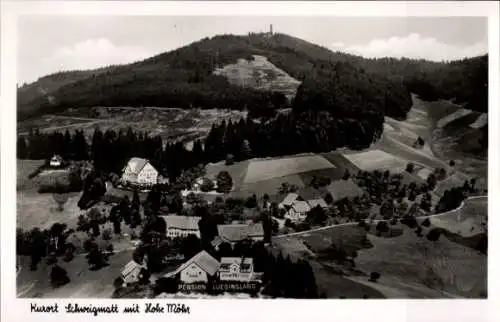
xmin=1 ymin=1 xmax=499 ymax=322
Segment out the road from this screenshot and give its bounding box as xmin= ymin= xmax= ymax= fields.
xmin=273 ymin=195 xmax=487 ymax=239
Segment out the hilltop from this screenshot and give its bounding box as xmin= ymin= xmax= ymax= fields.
xmin=18 ymin=32 xmax=488 ymax=122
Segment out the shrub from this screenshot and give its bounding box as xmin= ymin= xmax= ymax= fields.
xmin=415 ymin=226 xmax=423 ymax=237
xmin=376 ymin=221 xmax=389 ymax=233
xmin=401 ymin=215 xmax=417 ymax=228
xmin=102 ymin=228 xmax=113 ymax=241
xmin=369 ymin=272 xmax=380 ymax=282
xmin=324 ymin=193 xmax=334 ymax=205
xmin=427 ymin=228 xmax=441 ymax=241
xmin=50 ymin=265 xmax=70 ymax=288
xmin=421 ymin=218 xmax=431 ymax=227
xmin=449 ymin=160 xmax=455 ymax=167
xmin=342 ymin=169 xmax=351 ymax=180
xmin=225 ymin=154 xmax=234 ymax=166
xmin=200 ymin=178 xmax=214 ymax=192
xmin=245 ymin=194 xmax=258 ymax=208
xmin=405 ymin=163 xmax=415 ymax=173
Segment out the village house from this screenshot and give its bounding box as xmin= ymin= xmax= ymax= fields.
xmin=279 ymin=187 xmax=329 ymax=222
xmin=278 ymin=193 xmax=299 ymax=209
xmin=164 ymin=250 xmax=220 ymax=284
xmin=284 ymin=200 xmax=311 ymax=222
xmin=216 ymin=223 xmax=265 ymax=246
xmin=219 ymin=257 xmax=259 ymax=282
xmin=49 ymin=154 xmax=63 ymax=167
xmin=308 ymin=198 xmax=328 ymax=209
xmin=121 ymin=260 xmax=146 ymax=286
xmin=121 ymin=157 xmax=159 ymax=187
xmin=161 ymin=215 xmax=201 ymax=239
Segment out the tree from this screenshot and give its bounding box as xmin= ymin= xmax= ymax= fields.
xmin=181 ymin=235 xmax=202 ymax=260
xmin=245 ymin=194 xmax=258 ymax=208
xmin=425 ymin=174 xmax=437 ymax=191
xmin=200 ymin=178 xmax=214 ymax=192
xmin=375 ymin=221 xmax=389 ymax=234
xmin=449 ymin=160 xmax=455 ymax=167
xmin=261 ymin=212 xmax=273 ymax=243
xmin=17 ymin=136 xmax=29 ymax=159
xmin=102 ymin=228 xmax=113 ymax=241
xmin=306 ymin=206 xmax=328 ymax=226
xmin=427 ymin=228 xmax=441 ymax=241
xmin=87 ymin=246 xmax=107 ymax=270
xmin=216 ymin=171 xmax=233 ymax=193
xmin=50 ymin=265 xmax=70 ymax=288
xmin=369 ymin=272 xmax=380 ymax=282
xmin=421 ymin=218 xmax=431 ymax=227
xmin=218 ymin=242 xmax=233 ymax=257
xmin=87 ymin=207 xmax=105 ymax=237
xmin=77 ymin=214 xmax=90 ymax=232
xmin=131 ymin=189 xmax=141 ymax=212
xmin=225 ymin=154 xmax=234 ymax=166
xmin=53 ymin=193 xmax=69 ymax=212
xmin=324 ymin=193 xmax=334 ymax=205
xmin=406 ymin=163 xmax=415 ymax=174
xmin=342 ymin=169 xmax=351 ymax=180
xmin=48 ymin=222 xmax=68 ymax=254
xmin=420 ymin=193 xmax=432 ymax=212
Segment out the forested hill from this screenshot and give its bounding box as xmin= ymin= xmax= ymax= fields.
xmin=18 ymin=32 xmax=488 ymax=121
xmin=17 ymin=66 xmax=116 ymax=116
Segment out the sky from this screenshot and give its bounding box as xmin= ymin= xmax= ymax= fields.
xmin=17 ymin=16 xmax=488 ymax=84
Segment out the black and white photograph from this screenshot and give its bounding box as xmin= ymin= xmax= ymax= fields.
xmin=1 ymin=1 xmax=499 ymax=318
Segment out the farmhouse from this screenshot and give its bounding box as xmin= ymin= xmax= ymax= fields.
xmin=308 ymin=198 xmax=328 ymax=209
xmin=161 ymin=215 xmax=201 ymax=239
xmin=219 ymin=257 xmax=256 ymax=282
xmin=121 ymin=260 xmax=146 ymax=286
xmin=217 ymin=223 xmax=264 ymax=245
xmin=165 ymin=251 xmax=220 ymax=284
xmin=121 ymin=157 xmax=159 ymax=187
xmin=284 ymin=200 xmax=311 ymax=222
xmin=49 ymin=154 xmax=63 ymax=167
xmin=278 ymin=193 xmax=299 ymax=209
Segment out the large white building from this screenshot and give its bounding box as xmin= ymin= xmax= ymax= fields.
xmin=161 ymin=215 xmax=202 ymax=239
xmin=165 ymin=251 xmax=220 ymax=284
xmin=121 ymin=157 xmax=159 ymax=187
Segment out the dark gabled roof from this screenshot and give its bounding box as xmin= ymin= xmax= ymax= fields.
xmin=217 ymin=223 xmax=264 ymax=242
xmin=297 ymin=186 xmax=323 ymax=200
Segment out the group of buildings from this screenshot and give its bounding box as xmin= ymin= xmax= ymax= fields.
xmin=278 ymin=180 xmax=364 ymax=222
xmin=121 ymin=214 xmax=265 ymax=287
xmin=121 ymin=250 xmax=263 ymax=293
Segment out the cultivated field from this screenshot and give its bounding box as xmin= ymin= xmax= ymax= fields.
xmin=17 ymin=191 xmax=82 ymax=230
xmin=343 ymin=149 xmax=408 ymax=173
xmin=243 ymin=155 xmax=335 ymax=183
xmin=17 ymin=159 xmax=45 ymax=190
